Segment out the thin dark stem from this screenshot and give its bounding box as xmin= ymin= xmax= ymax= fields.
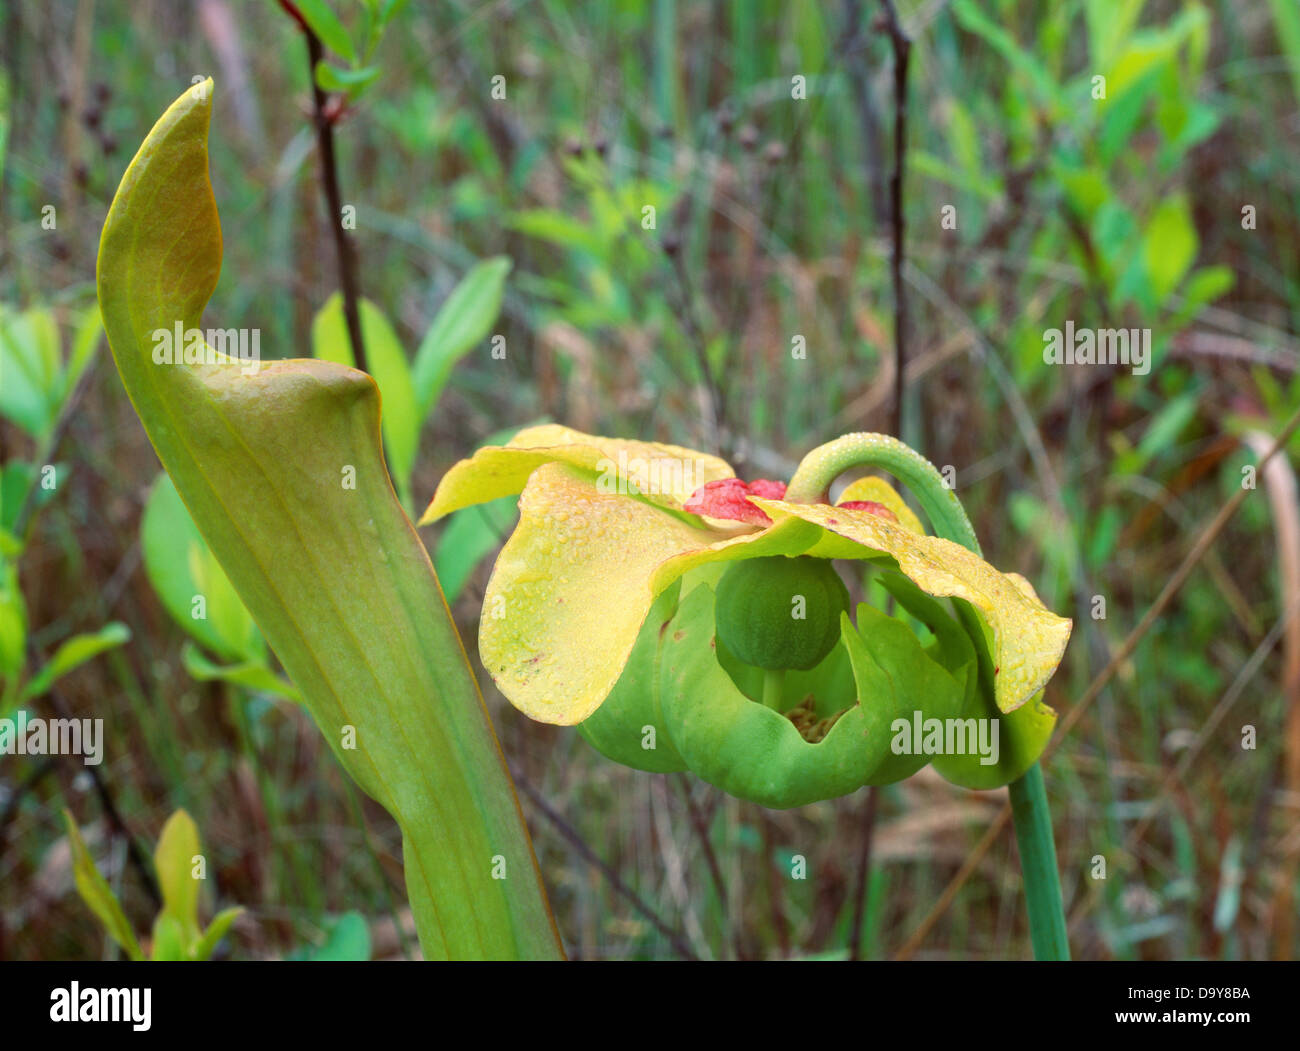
xmin=761 ymin=812 xmax=790 ymax=957
xmin=676 ymin=775 xmax=745 ymax=959
xmin=840 ymin=0 xmax=888 ymax=226
xmin=514 ymin=773 xmax=698 ymax=960
xmin=279 ymin=0 xmax=368 ymax=375
xmin=842 ymin=0 xmax=909 ymax=965
xmin=47 ymin=688 xmax=162 ymax=910
xmin=878 ymin=0 xmax=910 ymax=439
xmin=667 ymin=246 xmax=725 ymax=455
xmin=847 ymin=784 xmax=880 ymax=960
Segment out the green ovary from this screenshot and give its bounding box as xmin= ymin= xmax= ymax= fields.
xmin=714 ymin=556 xmax=851 ymax=671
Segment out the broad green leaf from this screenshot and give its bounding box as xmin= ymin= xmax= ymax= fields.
xmin=310 ymin=294 xmax=419 ymax=506
xmin=1142 ymin=193 xmax=1198 ymax=303
xmin=97 ymin=82 xmax=560 ymax=959
xmin=432 ymin=494 xmax=517 ymax=603
xmin=62 ymin=810 xmax=145 ymax=961
xmin=149 ymin=913 xmax=186 ymax=961
xmin=65 ymin=304 xmax=104 ymax=397
xmin=141 ymin=472 xmax=263 ymax=663
xmin=154 ymin=809 xmax=202 ymax=943
xmin=0 ymin=307 xmax=57 ymax=438
xmin=297 ymin=0 xmax=355 ymax=62
xmin=288 ymin=911 xmax=371 ymax=961
xmin=18 ymin=622 xmax=131 ymax=703
xmin=411 ymin=256 xmax=512 ymax=419
xmin=0 ymin=556 xmax=27 ymax=693
xmin=431 ymin=425 xmax=527 ymax=603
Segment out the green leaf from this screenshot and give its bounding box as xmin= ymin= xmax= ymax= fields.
xmin=0 ymin=307 xmax=57 ymax=438
xmin=378 ymin=0 xmax=409 ymax=27
xmin=508 ymin=208 xmax=604 ymax=255
xmin=18 ymin=622 xmax=131 ymax=703
xmin=97 ymin=82 xmax=560 ymax=959
xmin=0 ymin=555 xmax=27 ymax=697
xmin=181 ymin=641 xmax=300 ymax=701
xmin=192 ymin=906 xmax=244 ymax=960
xmin=296 ymin=0 xmax=355 ymax=62
xmin=1114 ymin=391 xmax=1199 ymax=476
xmin=311 ymin=294 xmax=420 ymax=507
xmin=432 ymin=495 xmax=516 ymax=603
xmin=154 ymin=809 xmax=202 ymax=944
xmin=1269 ymin=0 xmax=1300 ymax=115
xmin=149 ymin=913 xmax=186 ymax=961
xmin=411 ymin=257 xmax=512 ymax=419
xmin=62 ymin=810 xmax=145 ymax=961
xmin=1143 ymin=193 xmax=1198 ymax=303
xmin=141 ymin=472 xmax=263 ymax=663
xmin=952 ymin=0 xmax=1063 ymax=113
xmin=314 ymin=60 xmax=380 ymax=94
xmin=288 ymin=911 xmax=371 ymax=961
xmin=65 ymin=304 xmax=103 ymax=399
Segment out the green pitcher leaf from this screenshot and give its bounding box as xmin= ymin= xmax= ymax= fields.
xmin=97 ymin=82 xmax=560 ymax=959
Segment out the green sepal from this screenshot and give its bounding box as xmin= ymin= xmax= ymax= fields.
xmin=840 ymin=602 xmax=968 ymax=786
xmin=577 ymin=580 xmax=688 ymax=772
xmin=658 ymin=585 xmax=868 ymax=808
xmin=875 ymin=571 xmax=1054 ymax=788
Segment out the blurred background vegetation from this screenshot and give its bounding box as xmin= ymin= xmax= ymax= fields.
xmin=1 ymin=0 xmax=1298 ymax=960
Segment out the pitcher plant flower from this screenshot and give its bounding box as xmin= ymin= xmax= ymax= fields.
xmin=421 ymin=425 xmax=1071 ymax=809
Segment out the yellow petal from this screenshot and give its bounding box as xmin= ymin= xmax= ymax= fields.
xmin=420 ymin=424 xmax=734 ymax=524
xmin=753 ymin=498 xmax=1071 ymax=713
xmin=481 ymin=463 xmax=819 ymax=724
xmin=836 ymin=476 xmax=925 ymax=534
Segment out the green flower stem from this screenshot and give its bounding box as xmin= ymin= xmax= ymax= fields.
xmin=762 ymin=669 xmax=786 ymax=710
xmin=1008 ymin=763 xmax=1070 ymax=959
xmin=787 ymin=432 xmax=1070 ymax=960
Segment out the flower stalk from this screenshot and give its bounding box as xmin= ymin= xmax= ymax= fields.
xmin=787 ymin=433 xmax=1070 ymax=960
